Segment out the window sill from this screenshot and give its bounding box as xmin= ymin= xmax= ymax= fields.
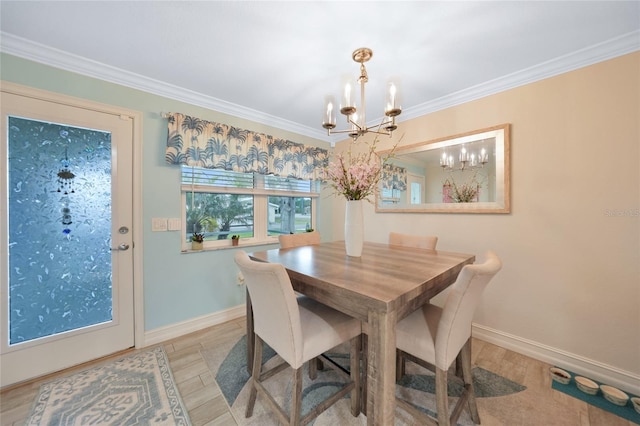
xmin=182 ymin=240 xmax=279 ymax=253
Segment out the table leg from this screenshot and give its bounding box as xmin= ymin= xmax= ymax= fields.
xmin=366 ymin=310 xmax=397 ymax=425
xmin=246 ymin=289 xmax=254 ymax=372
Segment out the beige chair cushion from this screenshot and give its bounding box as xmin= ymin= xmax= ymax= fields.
xmin=278 ymin=231 xmax=321 ymax=248
xmin=298 ymin=297 xmax=361 ymax=363
xmin=396 ymin=251 xmax=502 ymax=370
xmin=395 ymin=303 xmax=441 ymax=365
xmin=389 ymin=232 xmax=438 ymax=250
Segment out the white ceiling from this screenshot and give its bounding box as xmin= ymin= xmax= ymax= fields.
xmin=1 ymin=1 xmax=639 ymax=143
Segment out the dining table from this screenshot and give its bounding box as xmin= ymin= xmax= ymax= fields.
xmin=247 ymin=240 xmax=475 ymax=425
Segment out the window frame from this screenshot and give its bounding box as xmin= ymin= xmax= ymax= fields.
xmin=180 ymin=169 xmax=319 ymax=251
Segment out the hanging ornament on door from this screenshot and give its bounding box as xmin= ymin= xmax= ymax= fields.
xmin=56 ymin=144 xmax=76 ymax=234
xmin=56 ymin=147 xmax=75 ymax=195
xmin=61 ymin=204 xmax=72 ymax=235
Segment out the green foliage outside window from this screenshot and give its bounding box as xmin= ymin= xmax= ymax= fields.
xmin=186 ymin=193 xmax=252 ymax=240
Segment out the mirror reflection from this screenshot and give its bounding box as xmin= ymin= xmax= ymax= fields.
xmin=376 ymin=124 xmax=510 ymax=213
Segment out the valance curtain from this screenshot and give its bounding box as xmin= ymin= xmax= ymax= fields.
xmin=381 ymin=163 xmax=407 ymax=191
xmin=165 ymin=113 xmax=329 ymax=181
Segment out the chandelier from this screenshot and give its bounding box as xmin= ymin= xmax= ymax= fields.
xmin=322 ymin=47 xmax=401 ymax=140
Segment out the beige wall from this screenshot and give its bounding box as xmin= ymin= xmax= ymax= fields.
xmin=331 ymin=52 xmax=640 ymax=392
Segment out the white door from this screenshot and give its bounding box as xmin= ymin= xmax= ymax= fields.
xmin=408 ymin=173 xmax=425 ymax=204
xmin=1 ymin=88 xmax=135 ymax=387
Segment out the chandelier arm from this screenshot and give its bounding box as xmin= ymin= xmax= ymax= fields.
xmin=367 ymin=115 xmax=394 ymax=130
xmin=328 ymin=118 xmax=396 ymax=138
xmin=348 ymin=116 xmax=363 ymax=130
xmin=364 ymin=128 xmax=394 ymax=136
xmin=328 ymin=128 xmax=362 ymax=135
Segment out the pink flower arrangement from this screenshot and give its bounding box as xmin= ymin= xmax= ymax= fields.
xmin=443 ymin=173 xmax=484 ymax=203
xmin=325 ymin=139 xmax=393 ymax=201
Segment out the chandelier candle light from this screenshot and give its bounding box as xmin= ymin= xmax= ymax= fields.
xmin=322 ymin=47 xmax=402 ymax=140
xmin=440 ymin=144 xmax=489 ymax=171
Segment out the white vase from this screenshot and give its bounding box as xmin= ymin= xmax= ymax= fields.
xmin=345 ymin=200 xmax=364 ymax=257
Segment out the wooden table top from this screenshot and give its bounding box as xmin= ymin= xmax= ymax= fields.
xmin=249 ymin=240 xmax=475 ymax=321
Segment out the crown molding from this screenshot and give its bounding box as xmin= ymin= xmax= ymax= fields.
xmin=400 ymin=30 xmax=640 ymax=122
xmin=2 ymin=30 xmax=638 ymax=144
xmin=0 ymin=32 xmax=327 ymax=142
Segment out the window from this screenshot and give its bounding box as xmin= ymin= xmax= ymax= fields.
xmin=181 ymin=167 xmax=319 ymax=250
xmin=266 ymin=196 xmax=313 ymax=236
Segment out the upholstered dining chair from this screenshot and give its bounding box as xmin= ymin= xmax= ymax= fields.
xmin=388 ymin=231 xmax=438 ymax=379
xmin=278 ymin=230 xmax=321 ymax=248
xmin=245 ymin=231 xmax=321 ymax=372
xmin=394 ymin=250 xmax=502 ymax=426
xmin=234 ymin=251 xmax=362 ymax=425
xmin=388 ymin=231 xmax=438 ymax=250
xmin=277 ymin=230 xmax=324 ymax=377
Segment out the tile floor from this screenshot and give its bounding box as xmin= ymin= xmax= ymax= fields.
xmin=0 ymin=317 xmax=634 ymax=426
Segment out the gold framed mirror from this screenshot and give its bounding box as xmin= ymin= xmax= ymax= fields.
xmin=376 ymin=124 xmax=510 ymax=213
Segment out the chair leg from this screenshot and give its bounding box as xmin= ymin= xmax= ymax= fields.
xmin=246 ymin=290 xmax=254 ymax=371
xmin=245 ymin=334 xmax=263 ymax=418
xmin=309 ymin=357 xmax=318 ymax=380
xmin=290 ymin=367 xmax=303 ymax=425
xmin=461 ymin=338 xmax=480 ymax=424
xmin=454 ymin=353 xmax=463 ymax=378
xmin=435 ymin=367 xmax=450 ymax=426
xmin=309 ymin=356 xmax=327 ymax=379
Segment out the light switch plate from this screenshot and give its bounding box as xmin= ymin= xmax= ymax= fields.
xmin=151 ymin=218 xmax=168 ymax=232
xmin=167 ymin=218 xmax=181 ymax=231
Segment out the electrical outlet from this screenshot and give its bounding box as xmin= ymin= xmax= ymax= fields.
xmin=151 ymin=218 xmax=168 ymax=232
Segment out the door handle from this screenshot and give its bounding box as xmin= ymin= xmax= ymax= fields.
xmin=110 ymin=243 xmax=130 ymax=251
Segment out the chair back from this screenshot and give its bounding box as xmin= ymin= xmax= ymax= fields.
xmin=435 ymin=250 xmax=502 ymax=369
xmin=278 ymin=231 xmax=321 ymax=249
xmin=389 ymin=232 xmax=438 ymax=250
xmin=234 ymin=251 xmax=303 ymax=367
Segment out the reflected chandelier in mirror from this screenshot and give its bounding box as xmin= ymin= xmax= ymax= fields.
xmin=376 ymin=124 xmax=510 ymax=213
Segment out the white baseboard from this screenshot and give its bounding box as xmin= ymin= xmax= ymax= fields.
xmin=143 ymin=305 xmax=245 ymax=347
xmin=473 ymin=323 xmax=640 ymax=396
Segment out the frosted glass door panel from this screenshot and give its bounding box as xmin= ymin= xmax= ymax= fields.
xmin=8 ymin=117 xmax=112 ymax=344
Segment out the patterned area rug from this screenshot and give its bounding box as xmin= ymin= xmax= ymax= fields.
xmin=202 ymin=335 xmax=526 ymax=425
xmin=25 ymin=346 xmax=191 ymax=425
